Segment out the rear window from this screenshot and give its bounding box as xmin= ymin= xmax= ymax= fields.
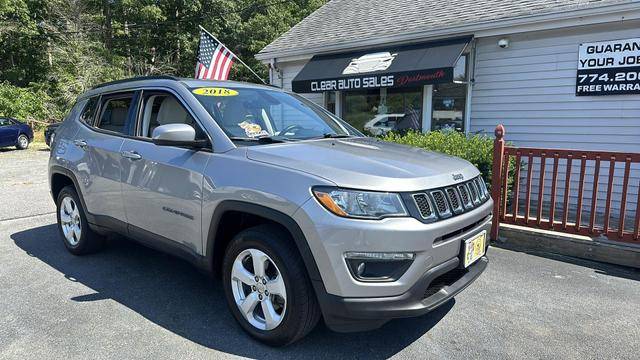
xmin=96 ymin=96 xmax=134 ymax=135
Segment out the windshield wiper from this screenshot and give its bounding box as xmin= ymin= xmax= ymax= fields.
xmin=229 ymin=136 xmax=290 ymax=144
xmin=321 ymin=133 xmax=352 ymax=139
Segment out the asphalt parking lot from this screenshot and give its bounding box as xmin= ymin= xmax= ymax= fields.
xmin=1 ymin=149 xmax=639 ymax=359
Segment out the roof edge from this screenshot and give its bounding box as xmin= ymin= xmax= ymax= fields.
xmin=256 ymin=2 xmax=640 ymax=61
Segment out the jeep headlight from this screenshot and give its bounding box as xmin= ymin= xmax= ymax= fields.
xmin=312 ymin=187 xmax=408 ymax=219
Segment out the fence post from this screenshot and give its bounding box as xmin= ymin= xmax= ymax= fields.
xmin=490 ymin=124 xmax=506 ymax=241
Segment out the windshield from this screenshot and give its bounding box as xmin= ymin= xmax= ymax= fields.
xmin=190 ymin=86 xmax=361 ymax=141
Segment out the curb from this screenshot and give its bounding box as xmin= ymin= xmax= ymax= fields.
xmin=495 ymin=223 xmax=640 ymax=269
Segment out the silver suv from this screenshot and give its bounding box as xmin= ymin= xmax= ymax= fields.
xmin=48 ymin=76 xmax=492 ymax=346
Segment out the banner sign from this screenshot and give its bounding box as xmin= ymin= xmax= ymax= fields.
xmin=576 ymin=38 xmax=640 ymax=96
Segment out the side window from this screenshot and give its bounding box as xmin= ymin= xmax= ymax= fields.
xmin=79 ymin=97 xmax=99 ymax=125
xmin=139 ymin=92 xmax=206 ymax=140
xmin=96 ymin=96 xmax=134 ymax=134
xmin=0 ymin=118 xmax=10 ymax=126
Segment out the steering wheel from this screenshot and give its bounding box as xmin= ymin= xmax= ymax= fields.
xmin=279 ymin=124 xmax=304 ymax=136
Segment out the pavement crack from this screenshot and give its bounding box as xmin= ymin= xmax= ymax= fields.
xmin=0 ymin=212 xmax=56 ymax=223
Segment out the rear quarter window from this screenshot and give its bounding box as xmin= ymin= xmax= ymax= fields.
xmin=79 ymin=97 xmax=99 ymax=126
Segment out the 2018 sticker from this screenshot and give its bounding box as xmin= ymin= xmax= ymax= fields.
xmin=192 ymin=87 xmax=239 ymax=96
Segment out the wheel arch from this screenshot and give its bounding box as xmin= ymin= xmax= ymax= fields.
xmin=49 ymin=166 xmax=94 ymax=223
xmin=206 ymin=201 xmax=322 ymax=284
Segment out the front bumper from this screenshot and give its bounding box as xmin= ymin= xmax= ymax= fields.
xmin=293 ymin=194 xmax=492 ymax=332
xmin=316 ymin=255 xmax=488 ymax=332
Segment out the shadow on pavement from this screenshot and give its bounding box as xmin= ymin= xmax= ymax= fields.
xmin=12 ymin=224 xmax=453 ymax=358
xmin=494 ymin=243 xmax=640 ymax=282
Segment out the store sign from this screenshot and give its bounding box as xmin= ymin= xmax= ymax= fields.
xmin=576 ymin=38 xmax=640 ymax=96
xmin=305 ymin=69 xmax=450 ymax=92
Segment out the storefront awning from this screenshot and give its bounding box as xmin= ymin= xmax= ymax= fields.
xmin=291 ymin=37 xmax=471 ymax=93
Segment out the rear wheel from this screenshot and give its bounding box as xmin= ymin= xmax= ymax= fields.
xmin=16 ymin=134 xmax=29 ymax=150
xmin=222 ymin=225 xmax=320 ymax=346
xmin=56 ymin=186 xmax=103 ymax=255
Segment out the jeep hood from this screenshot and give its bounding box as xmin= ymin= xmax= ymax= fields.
xmin=246 ymin=138 xmax=480 ymax=192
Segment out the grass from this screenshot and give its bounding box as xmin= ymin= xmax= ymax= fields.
xmin=29 ymin=129 xmax=48 ymax=151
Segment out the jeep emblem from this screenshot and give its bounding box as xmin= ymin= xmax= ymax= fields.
xmin=452 ymin=173 xmax=464 ymax=181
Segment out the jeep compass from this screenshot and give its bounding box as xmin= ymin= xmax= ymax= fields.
xmin=48 ymin=76 xmax=492 ymax=346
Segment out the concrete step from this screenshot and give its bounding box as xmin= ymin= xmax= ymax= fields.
xmin=496 ymin=223 xmax=640 ymax=269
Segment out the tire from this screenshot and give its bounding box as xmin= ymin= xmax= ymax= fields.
xmin=16 ymin=134 xmax=29 ymax=150
xmin=56 ymin=185 xmax=104 ymax=255
xmin=222 ymin=224 xmax=321 ymax=346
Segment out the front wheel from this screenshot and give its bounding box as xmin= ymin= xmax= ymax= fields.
xmin=16 ymin=134 xmax=29 ymax=150
xmin=222 ymin=225 xmax=320 ymax=346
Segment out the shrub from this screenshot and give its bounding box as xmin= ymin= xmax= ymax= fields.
xmin=382 ymin=130 xmax=512 ymax=190
xmin=0 ymin=82 xmax=57 ymax=129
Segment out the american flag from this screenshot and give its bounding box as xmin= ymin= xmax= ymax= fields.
xmin=195 ymin=30 xmax=235 ymax=80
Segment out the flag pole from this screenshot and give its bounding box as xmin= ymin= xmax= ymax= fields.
xmin=198 ymin=25 xmax=266 ymax=85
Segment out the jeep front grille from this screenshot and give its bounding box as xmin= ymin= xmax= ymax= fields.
xmin=445 ymin=187 xmax=463 ymax=214
xmin=412 ymin=193 xmax=436 ymax=221
xmin=411 ymin=176 xmax=489 ymax=222
xmin=457 ymin=184 xmax=472 ymax=209
xmin=468 ymin=181 xmax=481 ymax=205
xmin=430 ymin=190 xmax=452 ymax=218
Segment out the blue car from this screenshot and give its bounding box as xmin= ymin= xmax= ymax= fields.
xmin=0 ymin=117 xmax=33 ymax=150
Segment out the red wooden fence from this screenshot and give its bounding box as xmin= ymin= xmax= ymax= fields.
xmin=490 ymin=124 xmax=640 ymax=243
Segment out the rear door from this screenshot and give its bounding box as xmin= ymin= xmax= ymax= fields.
xmin=73 ymin=92 xmax=139 ymax=227
xmin=119 ymin=89 xmax=210 ymax=255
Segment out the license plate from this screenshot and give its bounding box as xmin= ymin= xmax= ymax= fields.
xmin=463 ymin=230 xmax=486 ymax=268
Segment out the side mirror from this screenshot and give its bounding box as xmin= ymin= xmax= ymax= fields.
xmin=151 ymin=123 xmax=209 ymax=149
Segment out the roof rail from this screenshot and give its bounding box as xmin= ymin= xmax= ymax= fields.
xmin=91 ymin=75 xmax=180 ymax=90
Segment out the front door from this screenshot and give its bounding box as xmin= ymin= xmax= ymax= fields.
xmin=120 ymin=91 xmax=209 ymax=254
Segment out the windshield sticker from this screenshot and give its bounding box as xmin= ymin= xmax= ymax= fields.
xmin=238 ymin=121 xmax=269 ymax=138
xmin=192 ymin=87 xmax=239 ymax=96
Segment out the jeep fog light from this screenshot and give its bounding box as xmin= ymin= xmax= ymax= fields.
xmin=344 ymin=252 xmax=414 ymax=282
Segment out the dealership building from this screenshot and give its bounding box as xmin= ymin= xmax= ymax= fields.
xmin=256 ymin=0 xmax=640 ymax=151
xmin=256 ymin=0 xmax=640 ymax=221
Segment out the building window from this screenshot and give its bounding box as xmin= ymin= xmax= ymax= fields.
xmin=431 ymin=55 xmax=468 ymax=132
xmin=342 ymin=87 xmax=423 ymax=135
xmin=431 ymin=83 xmax=467 ymax=132
xmin=325 ymin=91 xmax=336 ymax=114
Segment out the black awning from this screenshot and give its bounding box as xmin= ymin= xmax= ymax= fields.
xmin=292 ymin=37 xmax=471 ymax=93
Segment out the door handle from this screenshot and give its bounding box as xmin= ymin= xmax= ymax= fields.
xmin=121 ymin=150 xmax=143 ymax=160
xmin=73 ymin=139 xmax=88 ymax=148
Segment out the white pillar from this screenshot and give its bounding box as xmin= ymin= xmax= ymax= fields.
xmin=335 ymin=91 xmax=343 ymax=117
xmin=422 ymin=85 xmax=433 ymax=133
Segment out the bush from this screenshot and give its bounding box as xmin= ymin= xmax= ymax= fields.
xmin=0 ymin=82 xmax=57 ymax=128
xmin=382 ymin=130 xmax=509 ymax=189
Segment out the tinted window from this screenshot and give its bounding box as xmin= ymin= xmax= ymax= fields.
xmin=80 ymin=97 xmax=99 ymax=125
xmin=0 ymin=118 xmax=11 ymax=126
xmin=97 ymin=97 xmax=133 ymax=134
xmin=139 ymin=92 xmax=206 ymax=140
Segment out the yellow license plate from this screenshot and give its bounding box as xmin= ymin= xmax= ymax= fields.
xmin=463 ymin=230 xmax=486 ymax=268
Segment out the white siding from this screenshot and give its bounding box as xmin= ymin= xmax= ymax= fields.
xmin=471 ymin=21 xmax=640 ymax=223
xmin=471 ymin=20 xmax=640 ymax=149
xmin=273 ymin=59 xmax=324 ymax=106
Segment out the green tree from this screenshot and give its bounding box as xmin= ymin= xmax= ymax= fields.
xmin=0 ymin=0 xmax=328 ymax=123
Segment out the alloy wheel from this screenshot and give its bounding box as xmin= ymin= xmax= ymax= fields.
xmin=59 ymin=196 xmax=82 ymax=246
xmin=230 ymin=248 xmax=287 ymax=331
xmin=18 ymin=135 xmax=28 ymax=148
